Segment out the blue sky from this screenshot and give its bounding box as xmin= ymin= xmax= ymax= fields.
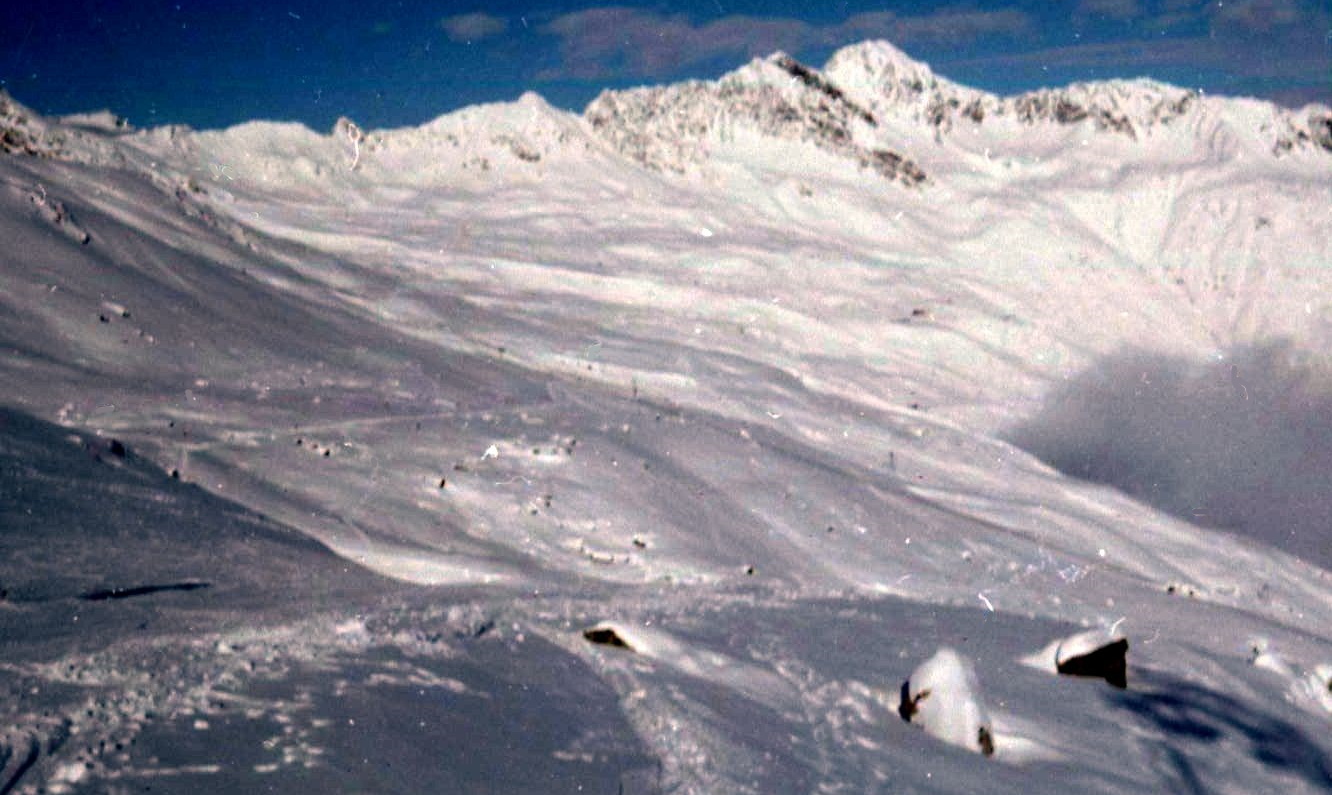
xmin=2 ymin=1 xmax=1327 ymax=130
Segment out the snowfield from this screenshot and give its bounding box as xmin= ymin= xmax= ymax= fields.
xmin=2 ymin=40 xmax=1332 ymax=794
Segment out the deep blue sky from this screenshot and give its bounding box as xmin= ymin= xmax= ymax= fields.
xmin=2 ymin=1 xmax=1327 ymax=131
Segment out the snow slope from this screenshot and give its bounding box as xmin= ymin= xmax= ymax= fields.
xmin=2 ymin=40 xmax=1331 ymax=793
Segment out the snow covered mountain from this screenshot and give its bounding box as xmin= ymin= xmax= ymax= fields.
xmin=586 ymin=40 xmax=1331 ymax=178
xmin=2 ymin=41 xmax=1332 ymax=794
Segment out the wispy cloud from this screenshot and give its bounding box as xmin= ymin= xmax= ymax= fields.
xmin=538 ymin=6 xmax=1033 ymax=81
xmin=1073 ymin=0 xmax=1142 ymax=22
xmin=1209 ymin=0 xmax=1307 ymax=33
xmin=879 ymin=9 xmax=1034 ymax=43
xmin=1126 ymin=0 xmax=1322 ymax=33
xmin=945 ymin=37 xmax=1222 ymax=72
xmin=440 ymin=12 xmax=507 ymax=43
xmin=942 ymin=31 xmax=1328 ymax=104
xmin=935 ymin=0 xmax=1328 ymax=103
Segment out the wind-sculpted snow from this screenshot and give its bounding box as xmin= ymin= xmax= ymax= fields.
xmin=1 ymin=40 xmax=1332 ymax=794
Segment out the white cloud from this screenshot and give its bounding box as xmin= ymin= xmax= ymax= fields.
xmin=538 ymin=6 xmax=1032 ymax=81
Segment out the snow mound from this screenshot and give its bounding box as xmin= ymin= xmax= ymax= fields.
xmin=899 ymin=647 xmax=995 ymax=757
xmin=58 ymin=109 xmax=132 ymax=134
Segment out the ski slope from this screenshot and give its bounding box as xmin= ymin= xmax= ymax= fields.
xmin=2 ymin=40 xmax=1332 ymax=794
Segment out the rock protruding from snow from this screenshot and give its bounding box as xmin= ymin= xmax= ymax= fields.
xmin=583 ymin=624 xmax=634 ymax=651
xmin=1273 ymin=107 xmax=1332 ymax=155
xmin=1 ymin=91 xmax=127 ymax=166
xmin=1056 ymin=632 xmax=1128 ymax=689
xmin=584 ymin=52 xmax=926 ymax=186
xmin=1006 ymin=80 xmax=1195 ymax=140
xmin=1 ymin=90 xmax=64 ymax=158
xmin=898 ymin=647 xmax=994 ymax=756
xmin=1021 ymin=628 xmax=1129 ymax=688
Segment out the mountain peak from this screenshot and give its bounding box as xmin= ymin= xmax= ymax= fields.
xmin=585 ymin=49 xmax=927 ymax=185
xmin=826 ymin=39 xmax=935 ymax=81
xmin=823 ymin=39 xmax=950 ymax=102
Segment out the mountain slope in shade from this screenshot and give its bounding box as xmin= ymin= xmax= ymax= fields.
xmin=2 ymin=40 xmax=1332 ymax=794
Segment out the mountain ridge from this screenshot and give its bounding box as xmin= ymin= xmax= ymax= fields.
xmin=584 ymin=40 xmax=1332 ymax=180
xmin=4 ymin=40 xmax=1329 ymax=186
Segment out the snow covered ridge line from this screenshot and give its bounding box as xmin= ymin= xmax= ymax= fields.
xmin=586 ymin=40 xmax=1332 ymax=174
xmin=822 ymin=39 xmax=1332 ymax=154
xmin=0 ymin=90 xmax=128 ymax=166
xmin=3 ymin=39 xmax=1329 ymax=181
xmin=584 ymin=51 xmax=929 ymax=185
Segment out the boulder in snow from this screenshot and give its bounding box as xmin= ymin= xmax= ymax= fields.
xmin=1022 ymin=628 xmax=1128 ymax=688
xmin=583 ymin=623 xmax=634 ymax=651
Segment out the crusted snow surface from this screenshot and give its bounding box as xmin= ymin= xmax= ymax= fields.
xmin=1 ymin=42 xmax=1332 ymax=794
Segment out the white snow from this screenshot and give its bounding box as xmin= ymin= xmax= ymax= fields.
xmin=1 ymin=41 xmax=1332 ymax=795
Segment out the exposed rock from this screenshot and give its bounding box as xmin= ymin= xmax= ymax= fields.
xmin=583 ymin=625 xmax=634 ymax=650
xmin=1057 ymin=637 xmax=1129 ymax=689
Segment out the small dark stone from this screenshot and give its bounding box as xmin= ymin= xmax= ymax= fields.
xmin=583 ymin=626 xmax=633 ymax=650
xmin=98 ymin=314 xmax=109 ymax=323
xmin=82 ymin=582 xmax=210 ymax=601
xmin=438 ymin=478 xmax=447 ymax=488
xmin=898 ymin=680 xmax=928 ymax=722
xmin=978 ymin=726 xmax=995 ymax=757
xmin=108 ymin=440 xmax=126 ymax=457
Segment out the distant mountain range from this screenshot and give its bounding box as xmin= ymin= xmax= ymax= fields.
xmin=5 ymin=40 xmax=1330 ymax=188
xmin=587 ymin=40 xmax=1331 ymax=184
